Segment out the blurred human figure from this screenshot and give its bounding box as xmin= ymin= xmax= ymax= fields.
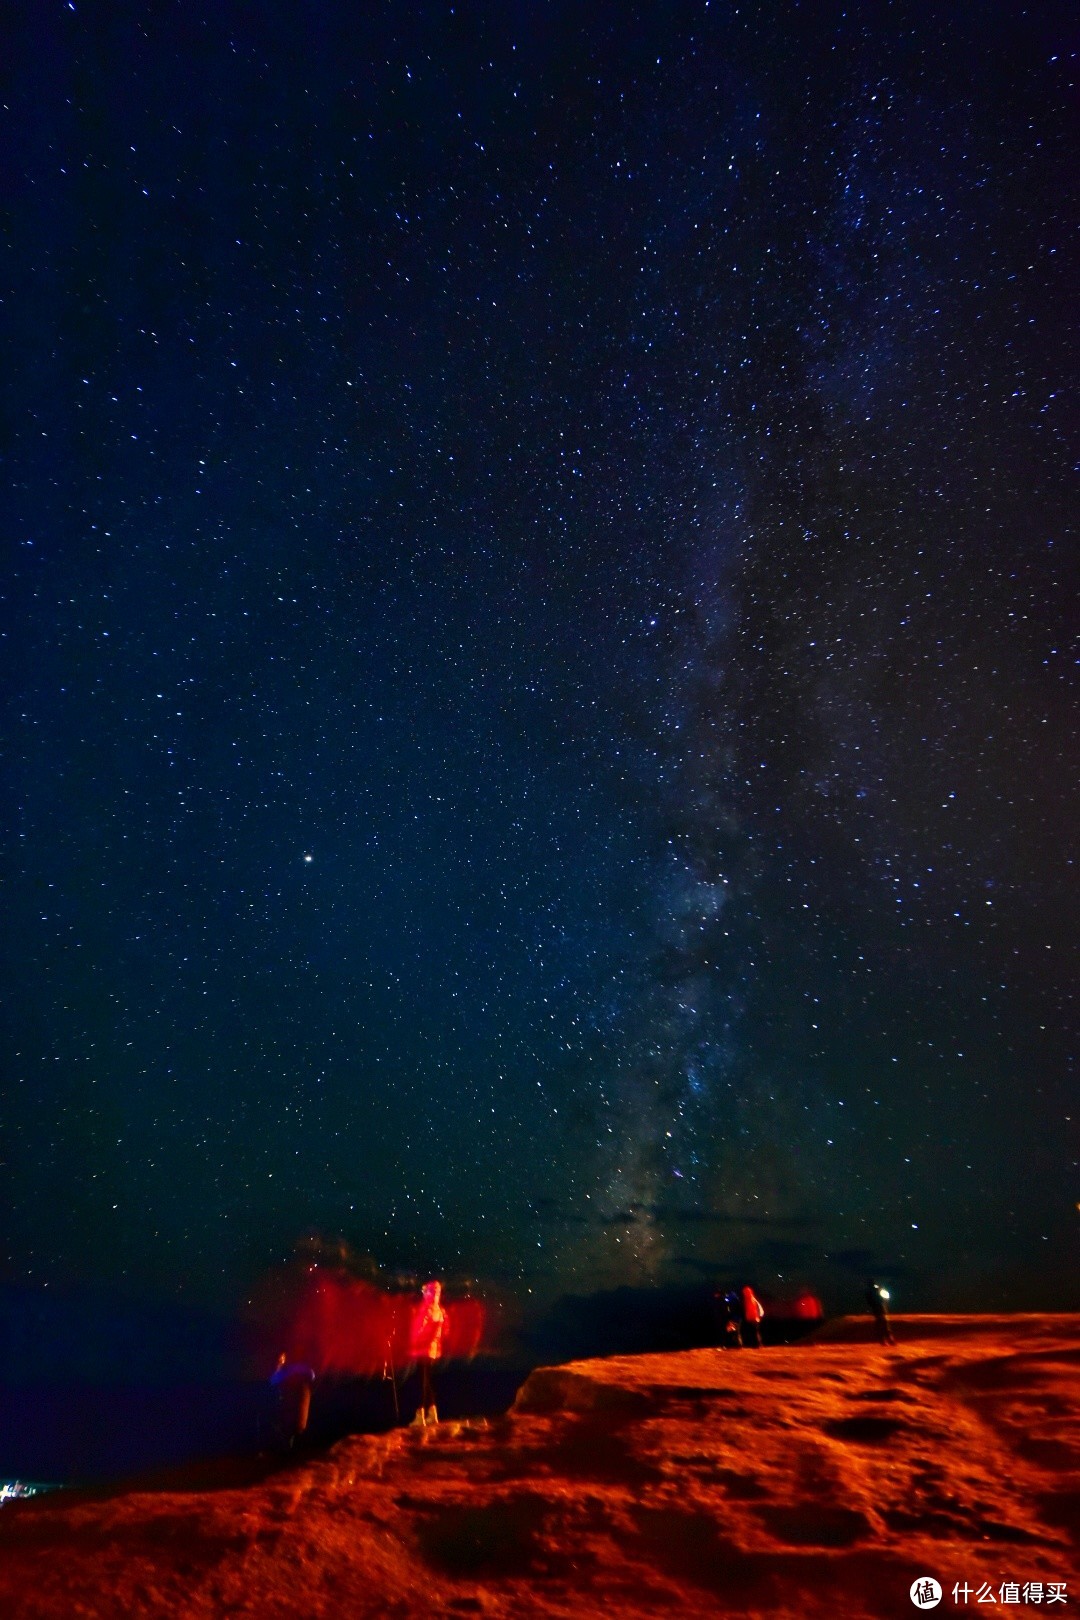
xmin=865 ymin=1279 xmax=896 ymax=1346
xmin=715 ymin=1288 xmax=743 ymax=1349
xmin=409 ymin=1279 xmax=446 ymax=1425
xmin=740 ymin=1285 xmax=765 ymax=1348
xmin=270 ymin=1353 xmax=315 ymax=1449
xmin=790 ymin=1288 xmax=824 ymax=1323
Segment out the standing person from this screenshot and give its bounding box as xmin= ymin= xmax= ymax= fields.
xmin=740 ymin=1284 xmax=765 ymax=1348
xmin=716 ymin=1288 xmax=743 ymax=1349
xmin=270 ymin=1353 xmax=315 ymax=1450
xmin=866 ymin=1279 xmax=896 ymax=1346
xmin=409 ymin=1279 xmax=446 ymax=1426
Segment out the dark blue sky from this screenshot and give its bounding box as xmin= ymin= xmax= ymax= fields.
xmin=3 ymin=0 xmax=1076 ymax=1314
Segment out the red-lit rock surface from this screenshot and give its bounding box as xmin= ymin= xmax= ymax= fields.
xmin=2 ymin=1316 xmax=1077 ymax=1618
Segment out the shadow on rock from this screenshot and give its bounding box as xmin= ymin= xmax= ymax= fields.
xmin=415 ymin=1491 xmax=563 ymax=1578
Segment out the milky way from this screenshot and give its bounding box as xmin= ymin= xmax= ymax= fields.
xmin=3 ymin=2 xmax=1076 ymax=1315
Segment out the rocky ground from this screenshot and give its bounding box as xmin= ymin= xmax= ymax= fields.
xmin=1 ymin=1316 xmax=1076 ymax=1618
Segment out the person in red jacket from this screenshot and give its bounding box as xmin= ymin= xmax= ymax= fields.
xmin=740 ymin=1284 xmax=765 ymax=1348
xmin=409 ymin=1279 xmax=446 ymax=1425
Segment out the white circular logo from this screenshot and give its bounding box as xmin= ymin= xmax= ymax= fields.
xmin=910 ymin=1578 xmax=942 ymax=1609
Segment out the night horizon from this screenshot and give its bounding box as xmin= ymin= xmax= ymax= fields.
xmin=4 ymin=0 xmax=1077 ymax=1331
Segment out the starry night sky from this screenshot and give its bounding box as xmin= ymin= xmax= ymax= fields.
xmin=4 ymin=1 xmax=1077 ymax=1318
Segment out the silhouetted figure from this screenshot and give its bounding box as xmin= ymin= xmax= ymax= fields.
xmin=716 ymin=1288 xmax=743 ymax=1349
xmin=740 ymin=1284 xmax=765 ymax=1348
xmin=865 ymin=1280 xmax=896 ymax=1346
xmin=270 ymin=1353 xmax=315 ymax=1449
xmin=409 ymin=1279 xmax=446 ymax=1425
